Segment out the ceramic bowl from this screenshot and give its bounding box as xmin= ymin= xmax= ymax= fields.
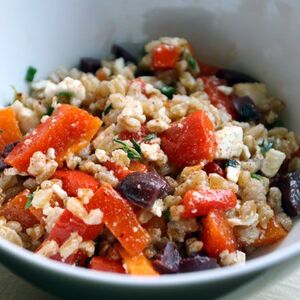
xmin=1 ymin=0 xmax=300 ymax=299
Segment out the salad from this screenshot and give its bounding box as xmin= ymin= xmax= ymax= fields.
xmin=0 ymin=37 xmax=299 ymax=276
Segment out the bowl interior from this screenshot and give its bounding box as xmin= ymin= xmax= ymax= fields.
xmin=0 ymin=0 xmax=300 ymax=281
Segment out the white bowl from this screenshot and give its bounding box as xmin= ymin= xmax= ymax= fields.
xmin=1 ymin=0 xmax=300 ymax=298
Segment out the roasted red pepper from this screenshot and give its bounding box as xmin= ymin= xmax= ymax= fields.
xmin=0 ymin=190 xmax=39 ymax=229
xmin=183 ymin=189 xmax=237 ymax=218
xmin=119 ymin=125 xmax=149 ymax=142
xmin=46 ymin=209 xmax=103 ymax=245
xmin=202 ymin=210 xmax=238 ymax=258
xmin=160 ymin=111 xmax=216 ymax=167
xmin=51 ymin=250 xmax=88 ymax=266
xmin=152 ymin=44 xmax=181 ymax=70
xmin=89 ymin=256 xmax=125 ymax=274
xmin=102 ymin=161 xmax=132 ymax=181
xmin=0 ymin=107 xmax=22 ymax=152
xmin=201 ymin=76 xmax=237 ymax=118
xmin=5 ymin=104 xmax=102 ymax=172
xmin=90 ymin=185 xmax=150 ymax=256
xmin=52 ymin=170 xmax=100 ymax=197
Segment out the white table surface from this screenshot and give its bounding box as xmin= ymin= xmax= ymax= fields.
xmin=1 ymin=263 xmax=300 ymax=300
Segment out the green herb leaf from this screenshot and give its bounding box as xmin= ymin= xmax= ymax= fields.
xmin=160 ymin=86 xmax=175 ymax=99
xmin=164 ymin=209 xmax=171 ymax=222
xmin=25 ymin=66 xmax=37 ymax=82
xmin=225 ymin=159 xmax=239 ymax=168
xmin=113 ymin=138 xmax=142 ymax=161
xmin=25 ymin=193 xmax=34 ymax=209
xmin=251 ymin=173 xmax=262 ymax=181
xmin=143 ymin=133 xmax=157 ymax=141
xmin=132 ymin=138 xmax=141 ymax=154
xmin=56 ymin=91 xmax=73 ymax=103
xmin=186 ymin=54 xmax=197 ymax=70
xmin=261 ymin=140 xmax=274 ymax=154
xmin=102 ymin=103 xmax=113 ymax=117
xmin=44 ymin=106 xmax=55 ymax=116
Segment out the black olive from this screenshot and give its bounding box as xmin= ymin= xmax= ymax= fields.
xmin=79 ymin=58 xmax=101 ymax=74
xmin=232 ymin=96 xmax=262 ymax=122
xmin=216 ymin=68 xmax=258 ymax=86
xmin=0 ymin=159 xmax=10 ymax=172
xmin=179 ymin=255 xmax=219 ymax=273
xmin=135 ymin=68 xmax=154 ymax=77
xmin=277 ymin=171 xmax=300 ymax=217
xmin=152 ymin=242 xmax=181 ymax=274
xmin=2 ymin=141 xmax=19 ymax=158
xmin=111 ymin=44 xmax=138 ymax=64
xmin=116 ymin=172 xmax=172 ymax=208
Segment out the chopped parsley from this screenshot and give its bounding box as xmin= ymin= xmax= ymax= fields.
xmin=160 ymin=86 xmax=175 ymax=99
xmin=113 ymin=138 xmax=142 ymax=161
xmin=44 ymin=106 xmax=55 ymax=116
xmin=261 ymin=140 xmax=274 ymax=154
xmin=25 ymin=66 xmax=37 ymax=82
xmin=143 ymin=133 xmax=157 ymax=141
xmin=164 ymin=209 xmax=171 ymax=222
xmin=56 ymin=91 xmax=73 ymax=103
xmin=225 ymin=159 xmax=239 ymax=168
xmin=184 ymin=49 xmax=198 ymax=71
xmin=251 ymin=173 xmax=263 ymax=181
xmin=186 ymin=54 xmax=197 ymax=70
xmin=102 ymin=103 xmax=113 ymax=118
xmin=25 ymin=193 xmax=34 ymax=209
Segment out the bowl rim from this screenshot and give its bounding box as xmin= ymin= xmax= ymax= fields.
xmin=1 ymin=236 xmax=300 ymax=286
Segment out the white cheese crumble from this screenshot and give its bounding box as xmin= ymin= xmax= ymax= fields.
xmin=261 ymin=149 xmax=286 ymax=177
xmin=215 ymin=126 xmax=244 ymax=159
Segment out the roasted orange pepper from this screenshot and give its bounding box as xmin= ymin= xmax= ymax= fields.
xmin=5 ymin=104 xmax=101 ymax=172
xmin=90 ymin=185 xmax=150 ymax=256
xmin=202 ymin=210 xmax=238 ymax=258
xmin=0 ymin=107 xmax=22 ymax=152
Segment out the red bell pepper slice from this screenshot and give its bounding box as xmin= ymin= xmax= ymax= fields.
xmin=0 ymin=190 xmax=39 ymax=229
xmin=152 ymin=44 xmax=181 ymax=70
xmin=50 ymin=250 xmax=88 ymax=266
xmin=102 ymin=161 xmax=132 ymax=181
xmin=52 ymin=170 xmax=100 ymax=197
xmin=182 ymin=189 xmax=237 ymax=218
xmin=118 ymin=125 xmax=149 ymax=142
xmin=46 ymin=209 xmax=103 ymax=246
xmin=5 ymin=104 xmax=102 ymax=172
xmin=89 ymin=256 xmax=125 ymax=274
xmin=202 ymin=210 xmax=238 ymax=258
xmin=160 ymin=111 xmax=216 ymax=168
xmin=0 ymin=107 xmax=22 ymax=152
xmin=201 ymin=76 xmax=237 ymax=118
xmin=89 ymin=185 xmax=150 ymax=256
